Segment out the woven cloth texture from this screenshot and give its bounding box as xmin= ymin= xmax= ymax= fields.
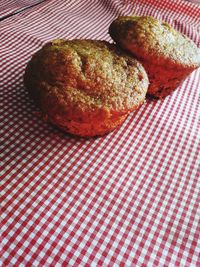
xmin=1 ymin=0 xmax=200 ymax=266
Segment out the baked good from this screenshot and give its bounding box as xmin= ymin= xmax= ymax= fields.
xmin=24 ymin=39 xmax=149 ymax=137
xmin=109 ymin=16 xmax=200 ymax=98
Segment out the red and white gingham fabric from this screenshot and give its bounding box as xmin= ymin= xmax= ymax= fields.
xmin=0 ymin=0 xmax=45 ymax=19
xmin=1 ymin=0 xmax=200 ymax=266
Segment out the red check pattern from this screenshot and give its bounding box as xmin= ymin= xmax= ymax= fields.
xmin=1 ymin=0 xmax=200 ymax=266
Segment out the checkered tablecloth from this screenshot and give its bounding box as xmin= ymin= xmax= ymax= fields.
xmin=1 ymin=0 xmax=200 ymax=266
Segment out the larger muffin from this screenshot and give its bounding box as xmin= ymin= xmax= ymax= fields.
xmin=109 ymin=16 xmax=200 ymax=98
xmin=24 ymin=39 xmax=149 ymax=137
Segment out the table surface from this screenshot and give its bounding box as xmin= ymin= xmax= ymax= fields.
xmin=1 ymin=0 xmax=200 ymax=266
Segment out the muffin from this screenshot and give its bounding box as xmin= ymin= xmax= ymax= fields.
xmin=109 ymin=16 xmax=200 ymax=98
xmin=24 ymin=39 xmax=149 ymax=137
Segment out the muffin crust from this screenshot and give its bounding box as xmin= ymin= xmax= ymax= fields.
xmin=24 ymin=39 xmax=149 ymax=137
xmin=109 ymin=16 xmax=200 ymax=98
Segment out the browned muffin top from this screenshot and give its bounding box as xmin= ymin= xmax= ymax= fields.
xmin=109 ymin=16 xmax=200 ymax=69
xmin=24 ymin=39 xmax=148 ymax=122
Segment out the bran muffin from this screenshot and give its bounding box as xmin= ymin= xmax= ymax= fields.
xmin=24 ymin=39 xmax=149 ymax=137
xmin=109 ymin=16 xmax=200 ymax=98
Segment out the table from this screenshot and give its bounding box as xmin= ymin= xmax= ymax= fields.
xmin=1 ymin=0 xmax=200 ymax=266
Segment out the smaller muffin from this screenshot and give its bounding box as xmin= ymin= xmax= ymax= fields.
xmin=24 ymin=39 xmax=149 ymax=137
xmin=109 ymin=16 xmax=200 ymax=98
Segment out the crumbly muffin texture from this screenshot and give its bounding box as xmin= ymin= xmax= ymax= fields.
xmin=109 ymin=16 xmax=200 ymax=98
xmin=24 ymin=39 xmax=149 ymax=137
